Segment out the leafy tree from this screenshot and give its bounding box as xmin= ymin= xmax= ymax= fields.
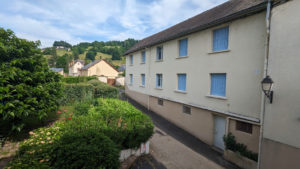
xmin=0 ymin=28 xmax=63 ymax=132
xmin=56 ymin=54 xmax=72 ymax=73
xmin=42 ymin=47 xmax=52 ymax=55
xmin=86 ymin=50 xmax=96 ymax=61
xmin=48 ymin=47 xmax=58 ymax=67
xmin=53 ymin=40 xmax=72 ymax=48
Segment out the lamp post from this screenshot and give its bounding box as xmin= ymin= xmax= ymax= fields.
xmin=261 ymin=75 xmax=274 ymax=103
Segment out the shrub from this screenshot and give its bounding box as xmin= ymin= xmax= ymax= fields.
xmin=62 ymin=76 xmax=97 ymax=84
xmin=223 ymin=133 xmax=258 ymax=161
xmin=60 ymin=83 xmax=94 ymax=105
xmin=73 ymin=100 xmax=93 ymax=116
xmin=50 ymin=130 xmax=120 ymax=169
xmin=0 ymin=28 xmax=63 ymax=132
xmin=87 ymin=80 xmax=118 ymax=98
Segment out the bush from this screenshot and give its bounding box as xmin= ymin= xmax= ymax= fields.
xmin=60 ymin=83 xmax=94 ymax=105
xmin=223 ymin=133 xmax=258 ymax=161
xmin=62 ymin=76 xmax=97 ymax=84
xmin=87 ymin=80 xmax=118 ymax=98
xmin=0 ymin=28 xmax=63 ymax=132
xmin=50 ymin=130 xmax=120 ymax=169
xmin=73 ymin=100 xmax=94 ymax=116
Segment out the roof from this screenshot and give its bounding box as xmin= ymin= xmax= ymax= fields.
xmin=124 ymin=0 xmax=267 ymax=55
xmin=69 ymin=60 xmax=85 ymax=67
xmin=50 ymin=68 xmax=64 ymax=72
xmin=81 ymin=59 xmax=119 ymax=72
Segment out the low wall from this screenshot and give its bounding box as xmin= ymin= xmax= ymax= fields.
xmin=119 ymin=141 xmax=150 ymax=162
xmin=224 ymin=150 xmax=257 ymax=169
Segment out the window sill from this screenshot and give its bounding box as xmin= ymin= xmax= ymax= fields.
xmin=139 ymin=85 xmax=145 ymax=88
xmin=140 ymin=62 xmax=145 ymax=64
xmin=176 ymin=56 xmax=188 ymax=59
xmin=206 ymin=95 xmax=227 ymax=100
xmin=208 ymin=49 xmax=230 ymax=54
xmin=155 ymin=60 xmax=163 ymax=62
xmin=155 ymin=87 xmax=163 ymax=90
xmin=174 ymin=90 xmax=187 ymax=94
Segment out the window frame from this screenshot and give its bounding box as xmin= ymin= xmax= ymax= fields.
xmin=141 ymin=74 xmax=145 ymax=87
xmin=212 ymin=26 xmax=229 ymax=52
xmin=178 ymin=38 xmax=188 ymax=57
xmin=156 ymin=73 xmax=163 ymax=89
xmin=129 ymin=74 xmax=133 ymax=85
xmin=210 ymin=73 xmax=227 ymax=97
xmin=141 ymin=51 xmax=146 ymax=64
xmin=236 ymin=121 xmax=253 ymax=134
xmin=157 ymin=98 xmax=164 ymax=106
xmin=177 ymin=73 xmax=187 ymax=91
xmin=156 ymin=46 xmax=163 ymax=61
xmin=182 ymin=105 xmax=191 ymax=114
xmin=130 ymin=55 xmax=133 ymax=65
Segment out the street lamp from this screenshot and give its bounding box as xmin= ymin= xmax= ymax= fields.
xmin=261 ymin=75 xmax=274 ymax=103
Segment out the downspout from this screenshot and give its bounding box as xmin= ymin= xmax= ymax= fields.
xmin=257 ymin=0 xmax=272 ymax=168
xmin=147 ymin=47 xmax=151 ymax=111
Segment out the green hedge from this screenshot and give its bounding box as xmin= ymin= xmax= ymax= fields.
xmin=60 ymin=83 xmax=94 ymax=105
xmin=62 ymin=76 xmax=97 ymax=84
xmin=87 ymin=80 xmax=118 ymax=98
xmin=223 ymin=133 xmax=258 ymax=161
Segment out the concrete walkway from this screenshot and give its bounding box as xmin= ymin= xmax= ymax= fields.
xmin=127 ymin=97 xmax=240 ymax=169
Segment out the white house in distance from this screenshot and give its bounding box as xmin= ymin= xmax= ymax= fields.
xmin=50 ymin=68 xmax=64 ymax=76
xmin=68 ymin=60 xmax=84 ymax=76
xmin=124 ymin=0 xmax=300 ymax=168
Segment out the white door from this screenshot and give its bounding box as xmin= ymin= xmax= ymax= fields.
xmin=214 ymin=116 xmax=226 ymax=150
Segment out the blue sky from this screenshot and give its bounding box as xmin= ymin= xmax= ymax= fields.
xmin=0 ymin=0 xmax=227 ymax=47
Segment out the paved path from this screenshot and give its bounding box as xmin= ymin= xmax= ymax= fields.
xmin=127 ymin=97 xmax=240 ymax=169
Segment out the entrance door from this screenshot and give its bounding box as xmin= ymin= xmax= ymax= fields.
xmin=214 ymin=116 xmax=226 ymax=150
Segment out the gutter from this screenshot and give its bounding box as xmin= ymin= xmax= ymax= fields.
xmin=124 ymin=1 xmax=268 ymax=56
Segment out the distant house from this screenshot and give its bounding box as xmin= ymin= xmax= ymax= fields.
xmin=50 ymin=68 xmax=64 ymax=76
xmin=56 ymin=46 xmax=65 ymax=49
xmin=69 ymin=60 xmax=85 ymax=76
xmin=118 ymin=64 xmax=126 ymax=73
xmin=80 ymin=60 xmax=119 ymax=79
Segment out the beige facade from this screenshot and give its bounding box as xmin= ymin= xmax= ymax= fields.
xmin=80 ymin=60 xmax=119 ymax=78
xmin=260 ymin=0 xmax=300 ymax=168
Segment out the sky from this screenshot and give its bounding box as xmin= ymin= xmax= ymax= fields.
xmin=0 ymin=0 xmax=227 ymax=48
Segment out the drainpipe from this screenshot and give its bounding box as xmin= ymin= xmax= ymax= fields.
xmin=257 ymin=0 xmax=272 ymax=168
xmin=147 ymin=47 xmax=151 ymax=111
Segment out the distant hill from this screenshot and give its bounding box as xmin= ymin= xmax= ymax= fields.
xmin=44 ymin=39 xmax=138 ymax=73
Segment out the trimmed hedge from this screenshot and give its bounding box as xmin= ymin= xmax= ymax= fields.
xmin=87 ymin=80 xmax=118 ymax=98
xmin=62 ymin=76 xmax=97 ymax=84
xmin=60 ymin=83 xmax=94 ymax=105
xmin=223 ymin=133 xmax=258 ymax=161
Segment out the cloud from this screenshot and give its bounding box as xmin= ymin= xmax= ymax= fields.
xmin=0 ymin=0 xmax=227 ymax=48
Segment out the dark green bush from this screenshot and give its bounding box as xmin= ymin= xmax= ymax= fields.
xmin=0 ymin=28 xmax=63 ymax=132
xmin=73 ymin=100 xmax=93 ymax=116
xmin=60 ymin=83 xmax=94 ymax=105
xmin=62 ymin=76 xmax=97 ymax=84
xmin=87 ymin=80 xmax=118 ymax=98
xmin=50 ymin=130 xmax=120 ymax=169
xmin=223 ymin=133 xmax=258 ymax=161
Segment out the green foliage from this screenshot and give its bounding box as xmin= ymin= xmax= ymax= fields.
xmin=87 ymin=79 xmax=119 ymax=98
xmin=53 ymin=41 xmax=72 ymax=48
xmin=0 ymin=28 xmax=63 ymax=132
xmin=73 ymin=100 xmax=93 ymax=116
xmin=47 ymin=47 xmax=58 ymax=67
xmin=60 ymin=83 xmax=94 ymax=105
xmin=86 ymin=49 xmax=97 ymax=61
xmin=223 ymin=133 xmax=258 ymax=161
xmin=62 ymin=76 xmax=97 ymax=84
xmin=50 ymin=129 xmax=120 ymax=169
xmin=56 ymin=54 xmax=73 ymax=73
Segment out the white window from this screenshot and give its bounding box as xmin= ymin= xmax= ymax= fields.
xmin=156 ymin=46 xmax=163 ymax=61
xmin=156 ymin=74 xmax=163 ymax=88
xmin=129 ymin=74 xmax=133 ymax=85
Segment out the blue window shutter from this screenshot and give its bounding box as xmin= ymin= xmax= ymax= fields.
xmin=130 ymin=55 xmax=133 ymax=64
xmin=178 ymin=74 xmax=186 ymax=91
xmin=179 ymin=39 xmax=188 ymax=57
xmin=213 ymin=27 xmax=229 ymax=52
xmin=156 ymin=74 xmax=159 ymax=88
xmin=211 ymin=74 xmax=226 ymax=96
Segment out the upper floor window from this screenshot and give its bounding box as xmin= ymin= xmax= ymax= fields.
xmin=156 ymin=46 xmax=163 ymax=61
xmin=130 ymin=55 xmax=133 ymax=65
xmin=129 ymin=74 xmax=133 ymax=85
xmin=141 ymin=51 xmax=146 ymax=64
xmin=156 ymin=74 xmax=163 ymax=88
xmin=213 ymin=26 xmax=229 ymax=52
xmin=210 ymin=73 xmax=226 ymax=97
xmin=177 ymin=74 xmax=187 ymax=91
xmin=179 ymin=39 xmax=188 ymax=57
xmin=141 ymin=74 xmax=145 ymax=86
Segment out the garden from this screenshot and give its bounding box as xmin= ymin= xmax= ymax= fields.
xmin=0 ymin=28 xmax=154 ymax=169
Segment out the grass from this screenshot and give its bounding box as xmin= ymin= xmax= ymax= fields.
xmin=56 ymin=49 xmax=72 ymax=56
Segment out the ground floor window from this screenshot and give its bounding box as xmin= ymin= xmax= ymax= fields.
xmin=157 ymin=98 xmax=164 ymax=106
xmin=182 ymin=105 xmax=191 ymax=114
xmin=236 ymin=121 xmax=253 ymax=134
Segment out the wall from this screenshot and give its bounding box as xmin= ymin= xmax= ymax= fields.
xmin=126 ymin=12 xmax=266 ymax=121
xmin=228 ymin=119 xmax=260 ymax=153
xmin=69 ymin=62 xmax=83 ymax=76
xmin=84 ymin=60 xmax=119 ymax=77
xmin=261 ymin=0 xmax=300 ymax=168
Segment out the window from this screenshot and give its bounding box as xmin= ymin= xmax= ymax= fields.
xmin=141 ymin=51 xmax=146 ymax=63
xmin=158 ymin=98 xmax=164 ymax=106
xmin=177 ymin=74 xmax=186 ymax=91
xmin=210 ymin=73 xmax=226 ymax=97
xmin=129 ymin=74 xmax=133 ymax=85
xmin=156 ymin=74 xmax=163 ymax=88
xmin=130 ymin=55 xmax=133 ymax=65
xmin=179 ymin=39 xmax=188 ymax=57
xmin=236 ymin=121 xmax=253 ymax=134
xmin=141 ymin=74 xmax=145 ymax=86
xmin=182 ymin=105 xmax=191 ymax=114
xmin=156 ymin=46 xmax=163 ymax=61
xmin=213 ymin=26 xmax=229 ymax=52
